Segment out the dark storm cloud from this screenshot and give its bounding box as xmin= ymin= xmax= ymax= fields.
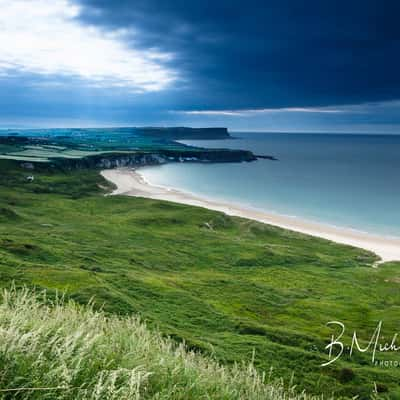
xmin=1 ymin=0 xmax=400 ymax=130
xmin=77 ymin=0 xmax=400 ymax=109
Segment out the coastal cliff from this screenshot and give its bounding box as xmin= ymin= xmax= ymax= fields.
xmin=51 ymin=148 xmax=257 ymax=169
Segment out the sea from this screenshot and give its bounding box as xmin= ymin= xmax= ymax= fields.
xmin=139 ymin=132 xmax=400 ymax=238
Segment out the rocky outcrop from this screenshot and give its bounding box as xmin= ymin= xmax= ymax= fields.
xmin=95 ymin=153 xmax=168 ymax=169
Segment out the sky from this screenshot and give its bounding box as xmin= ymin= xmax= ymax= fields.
xmin=0 ymin=0 xmax=399 ymax=132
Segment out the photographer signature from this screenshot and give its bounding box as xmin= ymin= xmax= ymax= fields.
xmin=322 ymin=321 xmax=400 ymax=366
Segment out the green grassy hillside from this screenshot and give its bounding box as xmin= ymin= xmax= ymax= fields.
xmin=1 ymin=159 xmax=399 ymax=398
xmin=0 ymin=287 xmax=307 ymax=399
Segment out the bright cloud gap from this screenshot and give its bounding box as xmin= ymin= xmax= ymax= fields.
xmin=0 ymin=0 xmax=177 ymax=91
xmin=177 ymin=107 xmax=347 ymax=117
xmin=175 ymin=101 xmax=400 ymax=117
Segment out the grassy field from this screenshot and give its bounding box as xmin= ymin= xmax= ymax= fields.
xmin=1 ymin=159 xmax=400 ymax=398
xmin=0 ymin=129 xmax=193 ymax=163
xmin=0 ymin=287 xmax=310 ymax=399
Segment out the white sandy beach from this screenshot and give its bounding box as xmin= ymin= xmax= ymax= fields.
xmin=101 ymin=168 xmax=400 ymax=263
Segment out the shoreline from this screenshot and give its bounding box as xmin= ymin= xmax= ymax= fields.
xmin=101 ymin=168 xmax=400 ymax=263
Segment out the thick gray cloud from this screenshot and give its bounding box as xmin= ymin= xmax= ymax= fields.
xmin=77 ymin=0 xmax=400 ymax=108
xmin=1 ymin=0 xmax=400 ymax=130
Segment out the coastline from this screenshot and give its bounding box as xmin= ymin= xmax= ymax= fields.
xmin=101 ymin=167 xmax=400 ymax=263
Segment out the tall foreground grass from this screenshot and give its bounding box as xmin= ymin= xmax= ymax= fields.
xmin=0 ymin=288 xmax=315 ymax=400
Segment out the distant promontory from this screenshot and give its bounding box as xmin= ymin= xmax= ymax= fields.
xmin=136 ymin=127 xmax=230 ymax=140
xmin=0 ymin=127 xmax=276 ymax=167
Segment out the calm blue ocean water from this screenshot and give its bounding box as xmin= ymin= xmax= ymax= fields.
xmin=140 ymin=132 xmax=400 ymax=237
